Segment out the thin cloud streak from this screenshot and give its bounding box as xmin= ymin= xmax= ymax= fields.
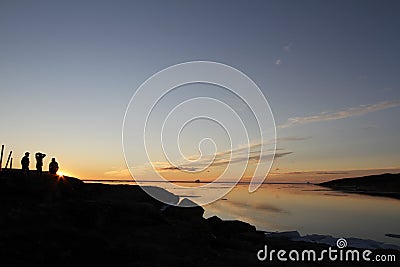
xmin=104 ymin=137 xmax=305 ymax=177
xmin=279 ymin=100 xmax=400 ymax=128
xmin=157 ymin=151 xmax=293 ymax=171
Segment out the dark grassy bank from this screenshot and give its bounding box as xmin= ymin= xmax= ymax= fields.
xmin=319 ymin=173 xmax=400 ymax=199
xmin=0 ymin=170 xmax=398 ymax=266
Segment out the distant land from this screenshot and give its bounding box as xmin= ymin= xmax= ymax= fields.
xmin=319 ymin=173 xmax=400 ymax=199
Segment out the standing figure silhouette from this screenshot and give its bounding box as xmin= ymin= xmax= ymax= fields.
xmin=21 ymin=152 xmax=30 ymax=175
xmin=49 ymin=158 xmax=59 ymax=175
xmin=35 ymin=152 xmax=46 ymax=175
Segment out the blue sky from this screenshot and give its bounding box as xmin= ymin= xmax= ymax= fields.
xmin=1 ymin=0 xmax=399 ymax=181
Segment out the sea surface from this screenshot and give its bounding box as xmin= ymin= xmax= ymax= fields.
xmin=202 ymin=183 xmax=400 ymax=247
xmin=87 ymin=180 xmax=400 ymax=247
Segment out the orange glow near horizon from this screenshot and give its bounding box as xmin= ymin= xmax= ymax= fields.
xmin=56 ymin=170 xmax=74 ymax=178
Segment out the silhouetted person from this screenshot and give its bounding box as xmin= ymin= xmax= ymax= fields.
xmin=21 ymin=152 xmax=30 ymax=175
xmin=49 ymin=158 xmax=59 ymax=175
xmin=35 ymin=152 xmax=46 ymax=175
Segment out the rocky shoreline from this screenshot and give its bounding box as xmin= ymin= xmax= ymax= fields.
xmin=0 ymin=171 xmax=398 ymax=266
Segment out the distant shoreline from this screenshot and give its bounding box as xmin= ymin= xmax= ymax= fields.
xmin=319 ymin=173 xmax=400 ymax=199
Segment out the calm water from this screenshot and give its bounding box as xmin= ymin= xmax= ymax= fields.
xmin=203 ymin=183 xmax=400 ymax=247
xmin=89 ymin=181 xmax=400 ymax=247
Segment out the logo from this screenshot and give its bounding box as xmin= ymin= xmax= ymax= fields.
xmin=336 ymin=238 xmax=347 ymax=249
xmin=257 ymin=238 xmax=396 ymax=262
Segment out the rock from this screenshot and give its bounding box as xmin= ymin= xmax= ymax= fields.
xmin=206 ymin=215 xmax=256 ymax=236
xmin=163 ymin=198 xmax=204 ymax=221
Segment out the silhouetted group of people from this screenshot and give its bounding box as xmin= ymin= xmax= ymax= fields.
xmin=21 ymin=152 xmax=59 ymax=175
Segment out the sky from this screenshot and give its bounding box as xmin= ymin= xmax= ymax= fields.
xmin=1 ymin=0 xmax=399 ymax=182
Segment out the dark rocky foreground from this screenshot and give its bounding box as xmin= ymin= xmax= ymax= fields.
xmin=0 ymin=171 xmax=398 ymax=266
xmin=319 ymin=173 xmax=400 ymax=199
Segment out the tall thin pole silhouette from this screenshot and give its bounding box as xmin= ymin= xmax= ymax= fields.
xmin=0 ymin=144 xmax=4 ymax=172
xmin=5 ymin=151 xmax=12 ymax=169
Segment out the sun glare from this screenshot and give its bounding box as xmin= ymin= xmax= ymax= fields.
xmin=56 ymin=171 xmax=74 ymax=178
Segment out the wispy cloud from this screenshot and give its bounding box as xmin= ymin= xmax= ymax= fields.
xmin=104 ymin=138 xmax=303 ymax=177
xmin=156 ymin=165 xmax=200 ymax=172
xmin=150 ymin=138 xmax=298 ymax=173
xmin=275 ymin=59 xmax=282 ymax=65
xmin=156 ymin=143 xmax=293 ymax=172
xmin=153 ymin=136 xmax=309 ymax=172
xmin=279 ymin=100 xmax=400 ymax=128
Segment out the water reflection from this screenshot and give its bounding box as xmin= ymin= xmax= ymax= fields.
xmin=204 ymin=184 xmax=400 ymax=246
